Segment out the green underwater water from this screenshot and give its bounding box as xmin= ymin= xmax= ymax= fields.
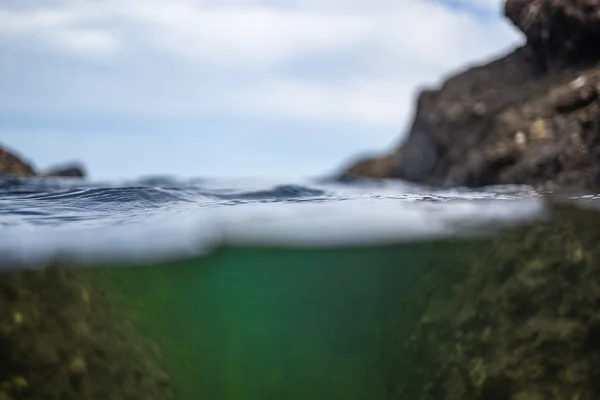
xmin=93 ymin=240 xmax=477 ymax=400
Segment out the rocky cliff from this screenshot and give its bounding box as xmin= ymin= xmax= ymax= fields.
xmin=341 ymin=0 xmax=600 ymax=191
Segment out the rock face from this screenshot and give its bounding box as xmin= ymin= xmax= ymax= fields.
xmin=506 ymin=0 xmax=600 ymax=72
xmin=341 ymin=0 xmax=600 ymax=190
xmin=0 ymin=145 xmax=86 ymax=179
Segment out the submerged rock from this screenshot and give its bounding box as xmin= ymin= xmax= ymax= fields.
xmin=402 ymin=202 xmax=600 ymax=400
xmin=0 ymin=266 xmax=174 ymax=399
xmin=341 ymin=0 xmax=600 ymax=191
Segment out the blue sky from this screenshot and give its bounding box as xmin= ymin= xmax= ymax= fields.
xmin=0 ymin=0 xmax=523 ymax=180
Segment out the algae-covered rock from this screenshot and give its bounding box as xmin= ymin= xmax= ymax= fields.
xmin=402 ymin=202 xmax=600 ymax=399
xmin=0 ymin=266 xmax=174 ymax=400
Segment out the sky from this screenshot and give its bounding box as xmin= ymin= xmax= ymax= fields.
xmin=0 ymin=0 xmax=524 ymax=180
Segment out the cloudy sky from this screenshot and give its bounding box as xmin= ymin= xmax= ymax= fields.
xmin=0 ymin=0 xmax=523 ymax=180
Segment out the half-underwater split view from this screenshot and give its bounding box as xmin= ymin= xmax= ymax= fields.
xmin=2 ymin=0 xmax=600 ymax=399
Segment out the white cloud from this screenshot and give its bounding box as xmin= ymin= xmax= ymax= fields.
xmin=0 ymin=0 xmax=522 ymax=127
xmin=129 ymin=6 xmax=371 ymax=64
xmin=0 ymin=9 xmax=120 ymax=56
xmin=51 ymin=29 xmax=118 ymax=56
xmin=231 ymin=79 xmax=414 ymax=125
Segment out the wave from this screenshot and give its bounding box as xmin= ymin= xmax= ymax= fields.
xmin=1 ymin=175 xmax=598 ymax=271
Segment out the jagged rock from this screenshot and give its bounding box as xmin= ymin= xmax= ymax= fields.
xmin=505 ymin=0 xmax=600 ymax=71
xmin=42 ymin=163 xmax=87 ymax=178
xmin=0 ymin=146 xmax=35 ymax=177
xmin=341 ymin=0 xmax=600 ymax=191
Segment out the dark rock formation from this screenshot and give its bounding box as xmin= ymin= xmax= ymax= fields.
xmin=401 ymin=202 xmax=600 ymax=400
xmin=42 ymin=163 xmax=87 ymax=178
xmin=506 ymin=0 xmax=600 ymax=72
xmin=0 ymin=145 xmax=87 ymax=179
xmin=341 ymin=0 xmax=600 ymax=191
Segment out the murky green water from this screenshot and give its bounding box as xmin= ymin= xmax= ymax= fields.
xmin=94 ymin=241 xmax=475 ymax=400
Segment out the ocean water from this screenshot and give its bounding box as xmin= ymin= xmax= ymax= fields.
xmin=1 ymin=175 xmax=599 ymax=399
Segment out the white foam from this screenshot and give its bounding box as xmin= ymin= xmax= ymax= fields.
xmin=0 ymin=196 xmax=548 ymax=270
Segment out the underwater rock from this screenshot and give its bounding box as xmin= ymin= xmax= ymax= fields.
xmin=0 ymin=266 xmax=174 ymax=399
xmin=403 ymin=203 xmax=600 ymax=400
xmin=341 ymin=0 xmax=600 ymax=191
xmin=0 ymin=145 xmax=87 ymax=178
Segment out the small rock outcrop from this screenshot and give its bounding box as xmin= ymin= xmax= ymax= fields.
xmin=42 ymin=163 xmax=87 ymax=178
xmin=341 ymin=0 xmax=600 ymax=191
xmin=0 ymin=146 xmax=35 ymax=177
xmin=0 ymin=145 xmax=87 ymax=179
